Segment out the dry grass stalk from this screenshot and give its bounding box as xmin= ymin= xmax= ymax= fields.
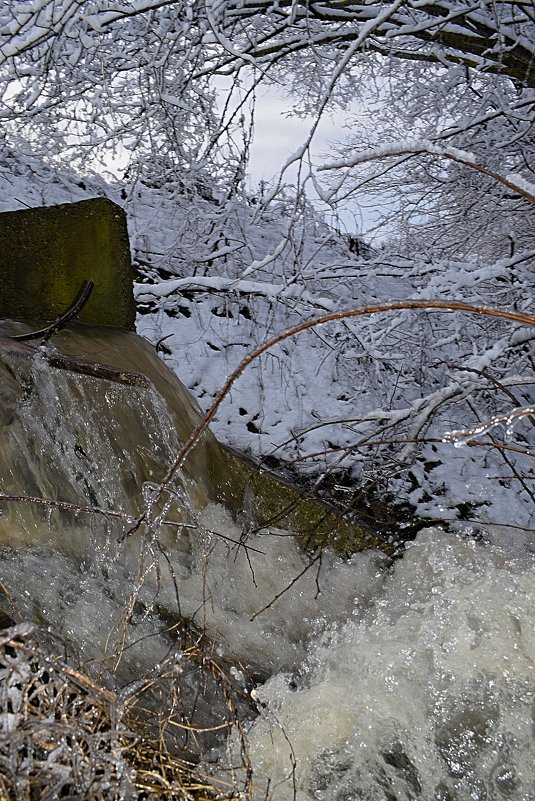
xmin=0 ymin=624 xmax=246 ymax=801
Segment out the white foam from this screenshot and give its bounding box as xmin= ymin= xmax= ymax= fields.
xmin=247 ymin=528 xmax=535 ymax=800
xmin=3 ymin=498 xmax=534 ymax=799
xmin=163 ymin=503 xmax=389 ymax=673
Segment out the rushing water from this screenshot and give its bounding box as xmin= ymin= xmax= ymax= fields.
xmin=247 ymin=526 xmax=535 ymax=800
xmin=1 ymin=322 xmax=534 ymax=799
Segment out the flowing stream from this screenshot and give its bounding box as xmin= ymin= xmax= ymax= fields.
xmin=247 ymin=526 xmax=535 ymax=800
xmin=0 ymin=322 xmax=534 ymax=800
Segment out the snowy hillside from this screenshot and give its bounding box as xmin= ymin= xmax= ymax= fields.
xmin=0 ymin=148 xmax=533 ymax=538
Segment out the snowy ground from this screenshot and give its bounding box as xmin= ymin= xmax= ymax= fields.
xmin=0 ymin=147 xmax=533 ymax=537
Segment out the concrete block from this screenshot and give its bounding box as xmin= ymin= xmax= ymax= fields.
xmin=0 ymin=198 xmax=136 ymax=329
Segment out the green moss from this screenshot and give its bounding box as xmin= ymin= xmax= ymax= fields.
xmin=0 ymin=198 xmax=136 ymax=328
xmin=218 ymin=449 xmax=392 ymax=557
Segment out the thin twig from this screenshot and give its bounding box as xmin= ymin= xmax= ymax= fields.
xmin=250 ymin=552 xmax=321 ymax=621
xmin=445 ymin=360 xmax=535 ymax=427
xmin=0 ymin=493 xmax=136 ymax=521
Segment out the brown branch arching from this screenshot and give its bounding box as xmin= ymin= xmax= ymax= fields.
xmin=120 ymin=298 xmax=535 ymax=540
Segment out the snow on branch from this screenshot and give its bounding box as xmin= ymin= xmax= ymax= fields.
xmin=219 ymin=0 xmax=535 ymax=86
xmin=134 ymin=276 xmax=337 ymax=313
xmin=318 ymin=141 xmax=535 ymax=206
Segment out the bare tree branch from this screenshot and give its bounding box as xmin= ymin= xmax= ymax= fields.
xmin=121 ymin=299 xmax=535 ymax=541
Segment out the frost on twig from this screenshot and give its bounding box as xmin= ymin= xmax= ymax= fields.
xmin=0 ymin=624 xmax=242 ymax=800
xmin=444 ymin=406 xmax=535 ymax=448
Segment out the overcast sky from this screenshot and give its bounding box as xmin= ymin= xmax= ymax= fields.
xmin=247 ymin=85 xmax=383 ymax=236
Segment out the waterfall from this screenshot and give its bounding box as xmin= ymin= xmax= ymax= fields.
xmin=1 ymin=319 xmax=534 ymax=800
xmin=0 ymin=320 xmax=386 ymax=754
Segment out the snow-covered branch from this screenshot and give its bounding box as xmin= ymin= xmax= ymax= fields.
xmin=0 ymin=0 xmax=533 ymax=531
xmin=134 ymin=276 xmax=336 ymax=312
xmin=319 ymin=141 xmax=535 ymax=206
xmin=217 ymin=0 xmax=535 ymax=87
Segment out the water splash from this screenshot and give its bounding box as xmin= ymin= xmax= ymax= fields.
xmin=246 ymin=528 xmax=535 ymax=800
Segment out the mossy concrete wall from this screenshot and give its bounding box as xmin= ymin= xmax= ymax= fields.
xmin=220 ymin=447 xmax=392 ymax=557
xmin=0 ymin=198 xmax=136 ymax=329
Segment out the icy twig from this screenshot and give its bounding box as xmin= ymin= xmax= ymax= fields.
xmin=444 ymin=406 xmax=535 ymax=447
